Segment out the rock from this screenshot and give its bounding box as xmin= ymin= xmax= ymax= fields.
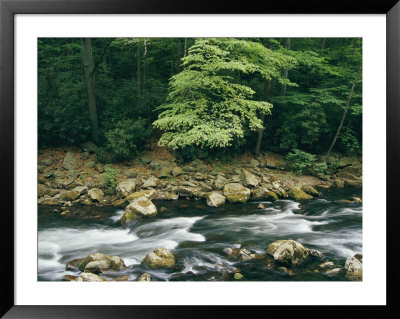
xmin=72 ymin=185 xmax=88 ymax=196
xmin=62 ymin=151 xmax=77 ymax=170
xmin=223 ymin=247 xmax=233 ymax=255
xmin=160 ymin=207 xmax=168 ymax=213
xmin=116 ymin=179 xmax=136 ymax=197
xmin=142 ymin=176 xmax=159 ymax=189
xmin=336 ymin=171 xmax=362 ymax=188
xmin=65 ymin=258 xmax=84 ymax=271
xmin=158 ymin=167 xmax=171 ymax=179
xmin=158 ymin=192 xmax=179 ymax=200
xmin=258 ymin=203 xmax=265 ymax=209
xmin=95 ymin=164 xmax=104 ymax=173
xmin=266 ymin=152 xmax=286 ymax=170
xmin=325 ymin=268 xmax=342 ymax=277
xmin=266 ymin=240 xmax=310 ymax=267
xmin=76 ymin=273 xmax=106 ymax=282
xmin=249 ymin=158 xmax=260 ymax=167
xmin=142 ymin=248 xmax=175 ymax=269
xmin=81 ymin=198 xmax=93 ymax=206
xmin=352 ymin=196 xmax=362 ymax=203
xmin=333 ymin=179 xmax=345 ymax=187
xmin=239 ymin=248 xmax=256 ymax=262
xmin=288 ymin=187 xmax=313 ymax=200
xmin=239 ymin=169 xmax=260 ymax=188
xmin=301 ymin=185 xmax=319 ymax=197
xmin=278 ymin=266 xmax=294 ymax=276
xmin=251 ymin=188 xmax=278 ymax=201
xmin=149 ymin=160 xmax=168 ymax=170
xmin=339 ymin=157 xmax=361 ymax=168
xmin=178 ymin=186 xmax=201 ymax=198
xmin=125 ymin=189 xmax=158 ymax=202
xmin=38 ymin=184 xmax=51 ymax=197
xmin=84 ymin=260 xmax=110 ymax=274
xmin=39 ymin=158 xmax=54 ymax=166
xmin=120 ymin=197 xmax=157 ymax=225
xmin=84 ymin=161 xmax=96 ymax=168
xmin=62 ymin=275 xmax=78 ymax=281
xmin=223 ymin=183 xmax=251 ymax=204
xmin=78 ymin=252 xmax=126 ymax=273
xmin=81 ymin=152 xmax=89 ymax=160
xmin=60 ymin=190 xmax=80 ymax=201
xmin=171 ymin=166 xmax=183 ymax=177
xmin=319 ymin=261 xmax=335 ymax=269
xmin=141 ymin=153 xmax=153 ymax=164
xmin=234 ymin=273 xmax=244 ymax=280
xmin=81 ymin=141 xmax=98 ymax=153
xmin=123 ymin=168 xmax=138 ymax=178
xmin=308 ymin=249 xmax=323 ymax=259
xmin=87 ymin=188 xmax=104 ymax=202
xmin=344 ymin=254 xmax=362 ymax=281
xmin=138 ymin=273 xmax=151 ymax=281
xmin=214 ymin=175 xmax=228 ymax=190
xmin=206 ymin=192 xmax=226 ymax=207
xmin=114 ymin=275 xmax=129 ymax=281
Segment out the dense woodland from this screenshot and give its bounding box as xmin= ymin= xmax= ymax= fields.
xmin=38 ymin=37 xmax=362 ymax=164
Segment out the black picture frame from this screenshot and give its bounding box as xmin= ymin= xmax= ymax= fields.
xmin=1 ymin=0 xmax=398 ymax=317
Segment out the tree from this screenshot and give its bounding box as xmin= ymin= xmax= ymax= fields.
xmin=327 ymin=64 xmax=362 ymax=157
xmin=81 ymin=38 xmax=100 ymax=144
xmin=153 ymin=38 xmax=297 ymax=153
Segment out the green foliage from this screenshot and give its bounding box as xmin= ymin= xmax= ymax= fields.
xmin=337 ymin=127 xmax=361 ymax=155
xmin=153 ymin=38 xmax=296 ymax=152
xmin=102 ymin=165 xmax=120 ymax=190
xmin=104 ymin=118 xmax=152 ymax=162
xmin=285 ymin=149 xmax=316 ymax=174
xmin=310 ymin=162 xmax=329 ymax=179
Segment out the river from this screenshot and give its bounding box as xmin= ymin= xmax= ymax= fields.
xmin=38 ymin=186 xmax=362 ymax=281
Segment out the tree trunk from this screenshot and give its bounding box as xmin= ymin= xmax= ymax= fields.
xmin=280 ymin=38 xmax=291 ymax=96
xmin=81 ymin=38 xmax=100 ymax=145
xmin=255 ymin=79 xmax=272 ymax=155
xmin=102 ymin=39 xmax=108 ymax=73
xmin=321 ymin=38 xmax=326 ymax=50
xmin=137 ymin=40 xmax=141 ymax=96
xmin=327 ymin=65 xmax=362 ymax=157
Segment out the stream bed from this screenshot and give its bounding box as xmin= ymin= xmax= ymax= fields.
xmin=38 ymin=187 xmax=362 ymax=281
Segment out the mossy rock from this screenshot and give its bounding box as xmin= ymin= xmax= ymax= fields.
xmin=142 ymin=248 xmax=175 ymax=269
xmin=120 ymin=196 xmax=157 ymax=226
xmin=267 ymin=239 xmax=310 ymax=267
xmin=223 ymin=183 xmax=251 ymax=204
xmin=288 ymin=187 xmax=313 ymax=201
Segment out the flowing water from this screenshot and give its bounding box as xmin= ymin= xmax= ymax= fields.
xmin=38 ymin=187 xmax=362 ymax=281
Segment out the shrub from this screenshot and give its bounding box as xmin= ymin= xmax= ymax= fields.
xmin=104 ymin=118 xmax=152 ymax=162
xmin=102 ymin=165 xmax=120 ymax=190
xmin=285 ymin=149 xmax=316 ymax=174
xmin=310 ymin=162 xmax=329 ymax=179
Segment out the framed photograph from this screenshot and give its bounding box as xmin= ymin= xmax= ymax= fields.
xmin=1 ymin=0 xmax=398 ymax=317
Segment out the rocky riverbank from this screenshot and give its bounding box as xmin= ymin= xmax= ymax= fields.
xmin=38 ymin=144 xmax=362 ymax=212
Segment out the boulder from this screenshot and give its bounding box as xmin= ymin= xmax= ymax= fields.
xmin=234 ymin=273 xmax=244 ymax=280
xmin=60 ymin=190 xmax=80 ymax=201
xmin=249 ymin=158 xmax=260 ymax=167
xmin=142 ymin=248 xmax=176 ymax=269
xmin=120 ymin=197 xmax=157 ymax=225
xmin=125 ymin=189 xmax=158 ymax=202
xmin=251 ymin=188 xmax=278 ymax=201
xmin=76 ymin=273 xmax=106 ymax=282
xmin=38 ymin=184 xmax=51 ymax=197
xmin=123 ymin=168 xmax=138 ymax=178
xmin=223 ymin=183 xmax=251 ymax=204
xmin=149 ymin=160 xmax=168 ymax=170
xmin=84 ymin=161 xmax=96 ymax=169
xmin=266 ymin=239 xmax=310 ymax=267
xmin=344 ymin=254 xmax=362 ymax=281
xmin=178 ymin=186 xmax=201 ymax=198
xmin=301 ymin=185 xmax=319 ymax=197
xmin=319 ymin=261 xmax=335 ymax=269
xmin=87 ymin=188 xmax=104 ymax=202
xmin=138 ymin=273 xmax=151 ymax=281
xmin=171 ymin=166 xmax=183 ymax=177
xmin=325 ymin=268 xmax=342 ymax=277
xmin=258 ymin=203 xmax=265 ymax=209
xmin=116 ymin=179 xmax=136 ymax=197
xmin=142 ymin=176 xmax=159 ymax=189
xmin=214 ymin=175 xmax=228 ymax=190
xmin=206 ymin=192 xmax=226 ymax=207
xmin=288 ymin=187 xmax=313 ymax=201
xmin=158 ymin=167 xmax=171 ymax=179
xmin=72 ymin=185 xmax=88 ymax=196
xmin=62 ymin=151 xmax=77 ymax=170
xmin=339 ymin=157 xmax=361 ymax=168
xmin=81 ymin=141 xmax=98 ymax=153
xmin=239 ymin=169 xmax=260 ymax=188
xmin=39 ymin=158 xmax=54 ymax=166
xmin=65 ymin=258 xmax=84 ymax=272
xmin=140 ymin=153 xmax=153 ymax=164
xmin=78 ymin=252 xmax=126 ymax=273
xmin=239 ymin=248 xmax=256 ymax=262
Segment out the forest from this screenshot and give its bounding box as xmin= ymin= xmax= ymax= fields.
xmin=38 ymin=37 xmax=362 ymax=164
